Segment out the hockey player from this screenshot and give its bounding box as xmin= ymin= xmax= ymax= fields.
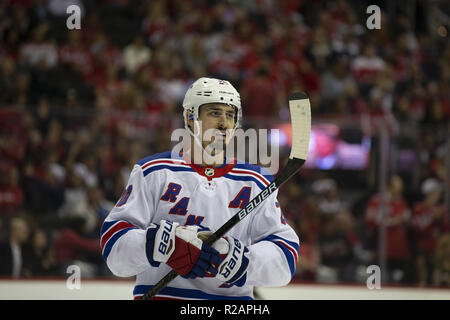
xmin=100 ymin=77 xmax=299 ymax=300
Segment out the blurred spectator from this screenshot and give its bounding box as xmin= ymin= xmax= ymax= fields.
xmin=279 ymin=181 xmax=303 ymax=220
xmin=290 ymin=188 xmax=321 ymax=281
xmin=312 ymin=178 xmax=347 ymax=216
xmin=53 ymin=216 xmax=101 ymax=277
xmin=298 ymin=58 xmax=320 ymax=94
xmin=432 ymin=233 xmax=450 ymax=286
xmin=2 ymin=4 xmax=31 ymax=46
xmin=317 ymin=214 xmax=355 ymax=282
xmin=411 ymin=178 xmax=449 ymax=284
xmin=331 ymin=25 xmax=361 ymax=58
xmin=320 ymin=56 xmax=355 ymax=104
xmin=21 ymin=159 xmax=65 ymax=218
xmin=0 ymin=57 xmax=19 ymax=104
xmin=87 ymin=31 xmax=122 ymax=87
xmin=335 ymin=210 xmax=360 ymax=248
xmin=156 ymin=54 xmax=189 ymax=105
xmin=295 ymin=219 xmax=320 ymax=282
xmin=371 ymin=64 xmax=395 ymax=111
xmin=365 ymin=87 xmax=399 ymax=137
xmin=96 ymin=64 xmax=123 ymax=110
xmin=58 ymin=168 xmax=98 ymax=234
xmin=28 ymin=0 xmax=51 ymax=27
xmin=305 ymin=25 xmax=332 ymax=72
xmin=183 ymin=35 xmax=207 ymax=76
xmin=207 ymin=37 xmax=242 ymax=81
xmin=141 ymin=0 xmax=170 ymax=46
xmin=23 ymin=228 xmax=59 ymax=276
xmin=0 ymin=216 xmax=30 ymax=277
xmin=0 ymin=109 xmax=28 ymax=165
xmin=352 ymin=43 xmax=385 ymax=89
xmin=365 ymin=175 xmax=413 ymax=283
xmin=122 ymin=36 xmax=151 ymax=76
xmin=72 ymin=150 xmax=100 ymax=189
xmin=0 ymin=217 xmax=3 ymax=242
xmin=0 ymin=162 xmax=24 ymax=217
xmin=240 ymin=65 xmax=278 ymax=118
xmin=19 ymin=23 xmax=57 ymax=68
xmin=59 ymin=29 xmax=93 ymax=77
xmin=33 ymin=95 xmax=52 ymax=137
xmin=422 ymin=98 xmax=448 ymax=126
xmin=86 ymin=186 xmax=114 ymax=229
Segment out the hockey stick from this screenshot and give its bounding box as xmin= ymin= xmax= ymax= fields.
xmin=140 ymin=92 xmax=311 ymax=300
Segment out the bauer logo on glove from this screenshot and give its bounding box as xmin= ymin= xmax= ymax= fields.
xmin=219 ymin=238 xmax=243 ymax=278
xmin=216 ymin=237 xmax=249 ymax=287
xmin=198 ymin=230 xmax=250 ymax=287
xmin=156 ymin=220 xmax=175 ymax=256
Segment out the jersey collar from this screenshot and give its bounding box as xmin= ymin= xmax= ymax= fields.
xmin=180 ymin=152 xmax=236 ymax=181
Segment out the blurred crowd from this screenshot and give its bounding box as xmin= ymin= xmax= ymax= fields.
xmin=0 ymin=0 xmax=449 ymax=286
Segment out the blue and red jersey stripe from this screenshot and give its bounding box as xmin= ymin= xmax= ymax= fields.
xmin=100 ymin=220 xmax=137 ymax=261
xmin=260 ymin=234 xmax=299 ymax=278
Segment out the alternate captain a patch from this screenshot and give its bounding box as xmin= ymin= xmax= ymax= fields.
xmin=228 ymin=186 xmax=251 ymax=209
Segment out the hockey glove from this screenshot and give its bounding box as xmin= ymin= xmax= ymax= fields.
xmin=198 ymin=231 xmax=249 ymax=287
xmin=146 ymin=220 xmax=222 ymax=278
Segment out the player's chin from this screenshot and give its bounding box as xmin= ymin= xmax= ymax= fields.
xmin=205 ymin=138 xmax=227 ymax=150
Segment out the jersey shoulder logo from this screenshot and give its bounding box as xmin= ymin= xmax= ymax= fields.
xmin=116 ymin=185 xmax=132 ymax=207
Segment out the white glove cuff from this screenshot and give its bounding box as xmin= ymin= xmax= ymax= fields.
xmin=198 ymin=231 xmax=230 ymax=254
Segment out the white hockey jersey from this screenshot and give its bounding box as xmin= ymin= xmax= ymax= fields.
xmin=100 ymin=151 xmax=299 ymax=300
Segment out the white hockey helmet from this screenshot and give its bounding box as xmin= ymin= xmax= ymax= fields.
xmin=182 ymin=77 xmax=242 ymax=136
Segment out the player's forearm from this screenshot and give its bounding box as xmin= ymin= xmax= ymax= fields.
xmin=246 ymin=240 xmax=297 ymax=287
xmin=102 ymin=227 xmax=150 ymax=278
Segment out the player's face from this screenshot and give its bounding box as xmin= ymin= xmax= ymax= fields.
xmin=196 ymin=103 xmax=236 ymax=150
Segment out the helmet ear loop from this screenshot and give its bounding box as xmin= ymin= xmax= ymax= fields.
xmin=191 ymin=116 xmax=205 ymax=153
xmin=185 ymin=110 xmax=197 ymax=134
xmin=184 ymin=110 xmax=205 ymax=164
